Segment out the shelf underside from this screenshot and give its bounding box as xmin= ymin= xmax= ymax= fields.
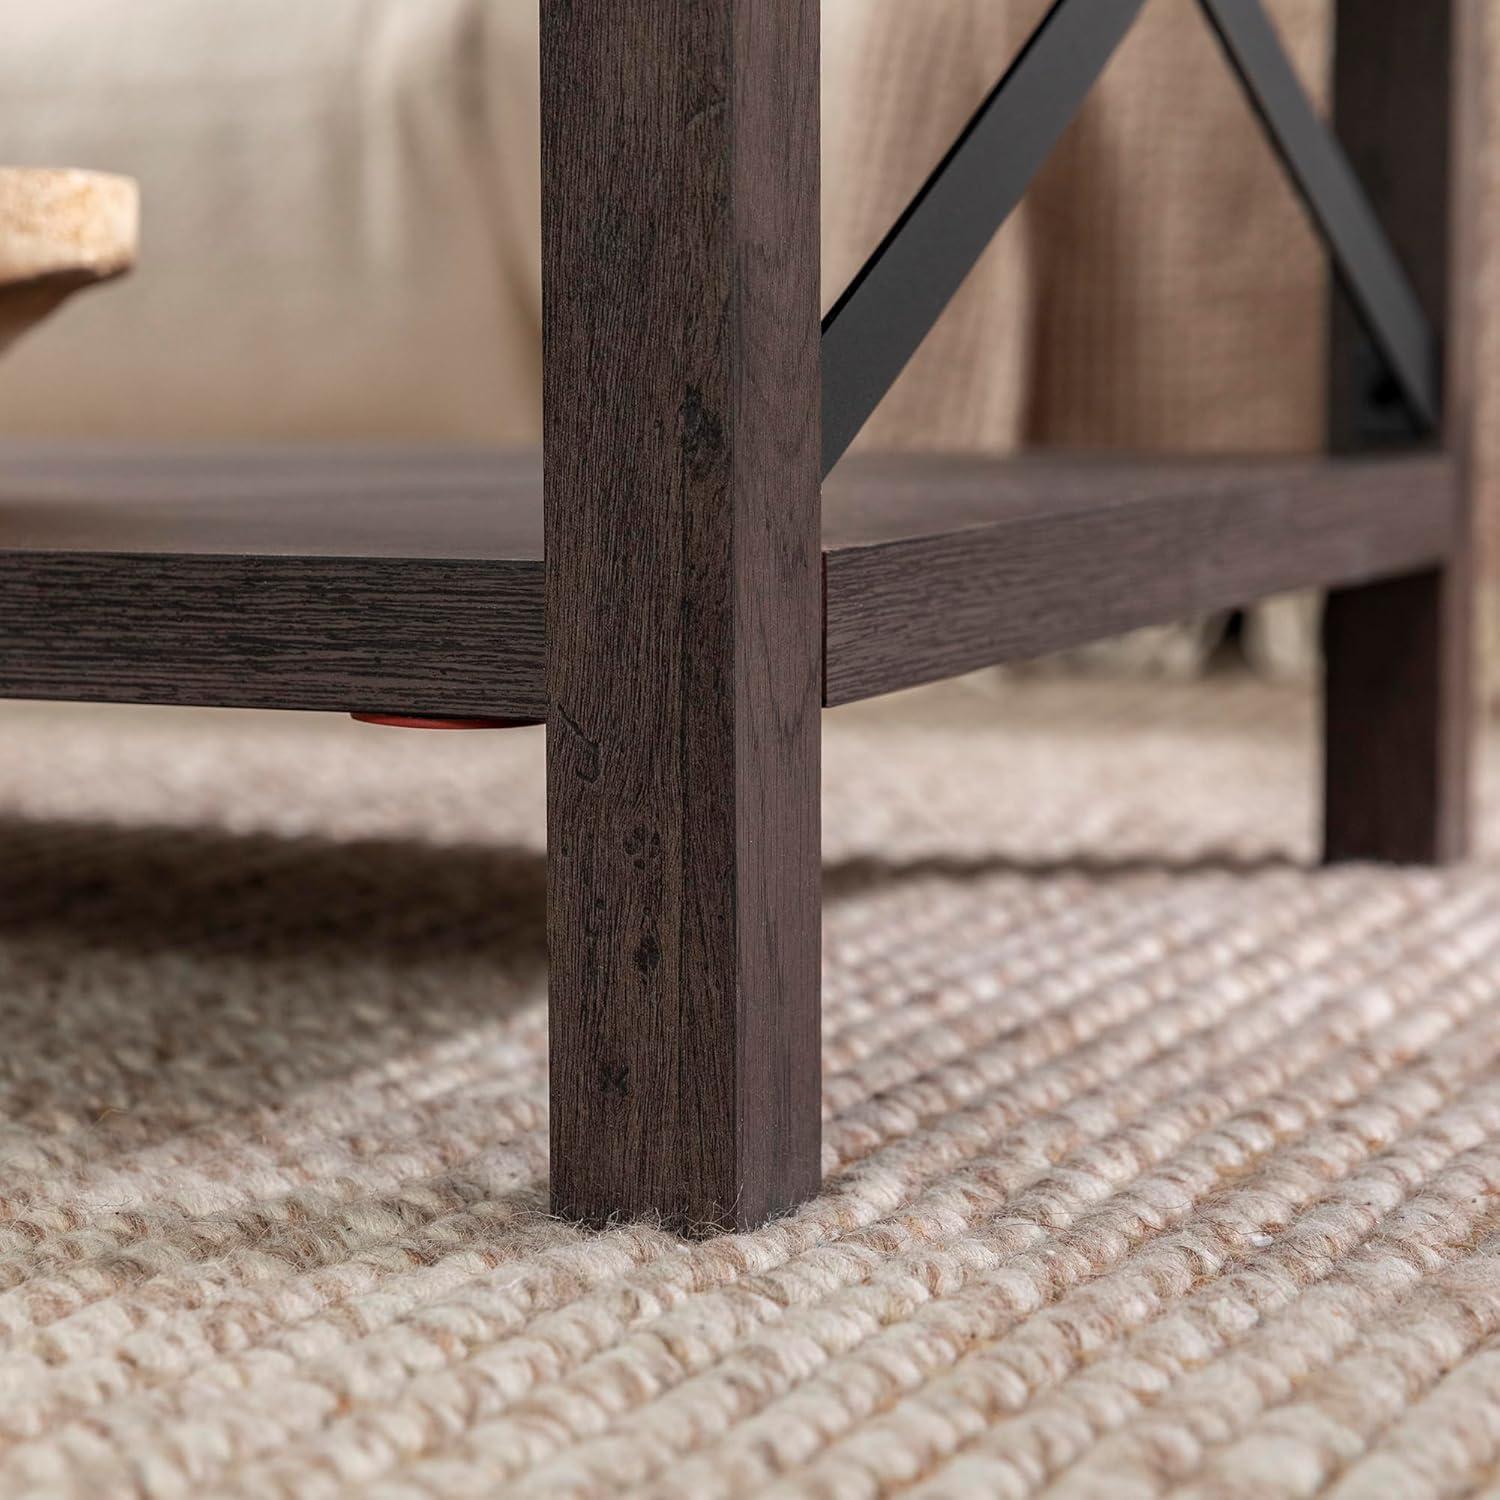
xmin=0 ymin=443 xmax=1455 ymax=715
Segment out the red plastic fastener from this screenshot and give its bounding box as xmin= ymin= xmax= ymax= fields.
xmin=350 ymin=714 xmax=544 ymax=730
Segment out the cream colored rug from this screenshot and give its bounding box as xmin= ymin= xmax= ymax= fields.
xmin=4 ymin=675 xmax=1500 ymax=1498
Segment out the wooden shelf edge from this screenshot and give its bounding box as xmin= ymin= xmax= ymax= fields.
xmin=0 ymin=445 xmax=1455 ymax=714
xmin=823 ymin=451 xmax=1457 ymax=704
xmin=0 ymin=551 xmax=546 ymax=719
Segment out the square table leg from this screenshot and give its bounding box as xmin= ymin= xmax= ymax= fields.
xmin=1323 ymin=1 xmax=1483 ymax=865
xmin=541 ymin=0 xmax=823 ymax=1231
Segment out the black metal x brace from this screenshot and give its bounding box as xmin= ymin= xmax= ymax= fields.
xmin=819 ymin=0 xmax=1441 ymax=477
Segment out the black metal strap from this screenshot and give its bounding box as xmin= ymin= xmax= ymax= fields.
xmin=820 ymin=0 xmax=1440 ymax=475
xmin=819 ymin=0 xmax=1148 ymax=477
xmin=1197 ymin=0 xmax=1440 ymax=432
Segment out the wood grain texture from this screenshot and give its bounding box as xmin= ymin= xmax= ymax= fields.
xmin=0 ymin=443 xmax=1462 ymax=725
xmin=1322 ymin=0 xmax=1480 ymax=865
xmin=0 ymin=551 xmax=545 ymax=718
xmin=542 ymin=0 xmax=822 ymax=1229
xmin=824 ymin=452 xmax=1456 ymax=706
xmin=0 ymin=445 xmax=545 ymax=716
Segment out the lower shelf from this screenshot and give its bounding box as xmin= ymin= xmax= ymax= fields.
xmin=0 ymin=442 xmax=1455 ymax=714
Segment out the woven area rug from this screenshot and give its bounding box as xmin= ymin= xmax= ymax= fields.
xmin=4 ymin=675 xmax=1500 ymax=1498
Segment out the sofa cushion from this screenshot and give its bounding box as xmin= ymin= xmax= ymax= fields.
xmin=0 ymin=0 xmax=541 ymax=442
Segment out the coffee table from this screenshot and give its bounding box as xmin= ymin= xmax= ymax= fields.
xmin=0 ymin=2 xmax=1482 ymax=1231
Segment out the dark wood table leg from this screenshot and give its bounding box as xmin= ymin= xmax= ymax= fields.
xmin=1323 ymin=0 xmax=1483 ymax=865
xmin=541 ymin=0 xmax=823 ymax=1231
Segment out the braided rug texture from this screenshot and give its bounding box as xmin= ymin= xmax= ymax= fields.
xmin=4 ymin=676 xmax=1500 ymax=1499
